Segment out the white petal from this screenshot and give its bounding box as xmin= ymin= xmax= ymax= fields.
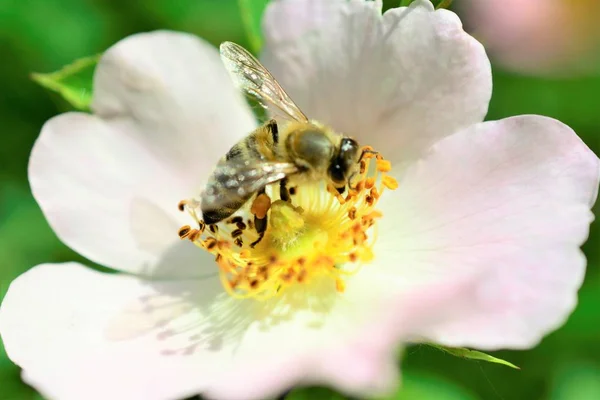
xmin=93 ymin=31 xmax=256 ymax=176
xmin=29 ymin=31 xmax=256 ymax=276
xmin=0 ymin=263 xmax=474 ymax=400
xmin=203 ymin=266 xmax=491 ymax=400
xmin=375 ymin=115 xmax=599 ymax=349
xmin=0 ymin=263 xmax=223 ymax=400
xmin=261 ymin=0 xmax=491 ymax=163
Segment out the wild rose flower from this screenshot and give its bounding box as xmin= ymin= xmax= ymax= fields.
xmin=1 ymin=1 xmax=598 ymax=399
xmin=458 ymin=0 xmax=600 ymax=75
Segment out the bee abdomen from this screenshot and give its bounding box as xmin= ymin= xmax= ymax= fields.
xmin=225 ymin=143 xmax=244 ymax=161
xmin=202 ymin=204 xmax=242 ymax=225
xmin=199 ymin=119 xmax=283 ymax=225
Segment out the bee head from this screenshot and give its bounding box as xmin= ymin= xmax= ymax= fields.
xmin=328 ymin=138 xmax=360 ymax=185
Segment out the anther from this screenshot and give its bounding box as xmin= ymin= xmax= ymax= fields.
xmin=376 ymin=159 xmax=392 ymax=172
xmin=217 ymin=240 xmax=231 ymax=250
xmin=348 ymin=207 xmax=357 ymax=220
xmin=209 ymin=225 xmax=218 ymax=233
xmin=382 ymin=175 xmax=399 ymax=190
xmin=364 ymin=210 xmax=383 ymax=220
xmin=365 ymin=178 xmax=375 ymax=189
xmin=231 ymin=229 xmax=243 ymax=238
xmin=236 ymin=221 xmax=247 ymax=230
xmin=177 ymin=200 xmax=187 ymax=212
xmin=204 ymin=237 xmax=218 ymax=251
xmin=370 ymin=187 xmax=380 ymax=200
xmin=355 ymin=180 xmax=365 ymax=192
xmin=289 ymin=186 xmax=297 ymax=195
xmin=188 ymin=229 xmax=200 ymax=242
xmin=230 ymin=216 xmax=244 ymax=224
xmin=178 ymin=225 xmax=191 ymax=239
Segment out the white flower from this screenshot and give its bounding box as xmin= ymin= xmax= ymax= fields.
xmin=1 ymin=1 xmax=598 ymax=400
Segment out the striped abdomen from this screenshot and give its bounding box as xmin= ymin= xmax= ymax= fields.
xmin=200 ymin=120 xmax=282 ymax=224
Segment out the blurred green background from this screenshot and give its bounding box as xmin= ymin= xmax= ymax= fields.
xmin=1 ymin=0 xmax=599 ymax=399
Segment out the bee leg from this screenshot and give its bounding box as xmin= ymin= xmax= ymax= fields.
xmin=279 ymin=178 xmax=290 ymax=202
xmin=250 ymin=188 xmax=271 ymax=248
xmin=250 ymin=215 xmax=267 ymax=248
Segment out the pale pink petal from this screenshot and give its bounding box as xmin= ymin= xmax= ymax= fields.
xmin=261 ymin=0 xmax=491 ymax=163
xmin=92 ymin=31 xmax=256 ymax=176
xmin=0 ymin=263 xmax=475 ymax=400
xmin=30 ymin=31 xmax=256 ymax=276
xmin=375 ymin=115 xmax=599 ymax=349
xmin=0 ymin=263 xmax=221 ymax=400
xmin=202 ymin=271 xmax=480 ymax=400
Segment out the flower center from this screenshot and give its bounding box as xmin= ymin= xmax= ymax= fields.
xmin=178 ymin=150 xmax=397 ymax=300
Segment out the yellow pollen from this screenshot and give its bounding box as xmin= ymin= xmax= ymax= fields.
xmin=179 ymin=147 xmax=397 ymax=300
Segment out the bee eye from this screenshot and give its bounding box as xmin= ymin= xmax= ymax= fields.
xmin=328 ymin=163 xmax=345 ymax=183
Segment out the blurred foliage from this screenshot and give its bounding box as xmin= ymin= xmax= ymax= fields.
xmin=1 ymin=0 xmax=600 ymax=399
xmin=286 ymin=371 xmax=478 ymax=400
xmin=238 ymin=0 xmax=270 ymax=53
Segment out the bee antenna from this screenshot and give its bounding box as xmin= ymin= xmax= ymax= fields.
xmin=359 ymin=148 xmax=379 ymax=162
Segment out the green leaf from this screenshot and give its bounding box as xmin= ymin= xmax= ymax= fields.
xmin=238 ymin=0 xmax=270 ymax=54
xmin=429 ymin=344 xmax=520 ymax=369
xmin=31 ymin=54 xmax=99 ymax=111
xmin=399 ymin=0 xmax=414 ymax=6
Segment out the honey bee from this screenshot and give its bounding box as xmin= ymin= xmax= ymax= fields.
xmin=200 ymin=42 xmax=369 ymax=246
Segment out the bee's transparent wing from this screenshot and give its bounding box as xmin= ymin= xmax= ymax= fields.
xmin=220 ymin=41 xmax=309 ymax=123
xmin=201 ymin=160 xmax=298 ymax=211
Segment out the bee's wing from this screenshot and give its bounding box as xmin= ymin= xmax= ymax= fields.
xmin=201 ymin=160 xmax=298 ymax=212
xmin=220 ymin=41 xmax=309 ymax=123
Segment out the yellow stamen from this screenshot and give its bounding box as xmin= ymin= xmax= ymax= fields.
xmin=382 ymin=175 xmax=399 ymax=190
xmin=179 ymin=148 xmax=397 ymax=300
xmin=376 ymin=159 xmax=392 ymax=172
